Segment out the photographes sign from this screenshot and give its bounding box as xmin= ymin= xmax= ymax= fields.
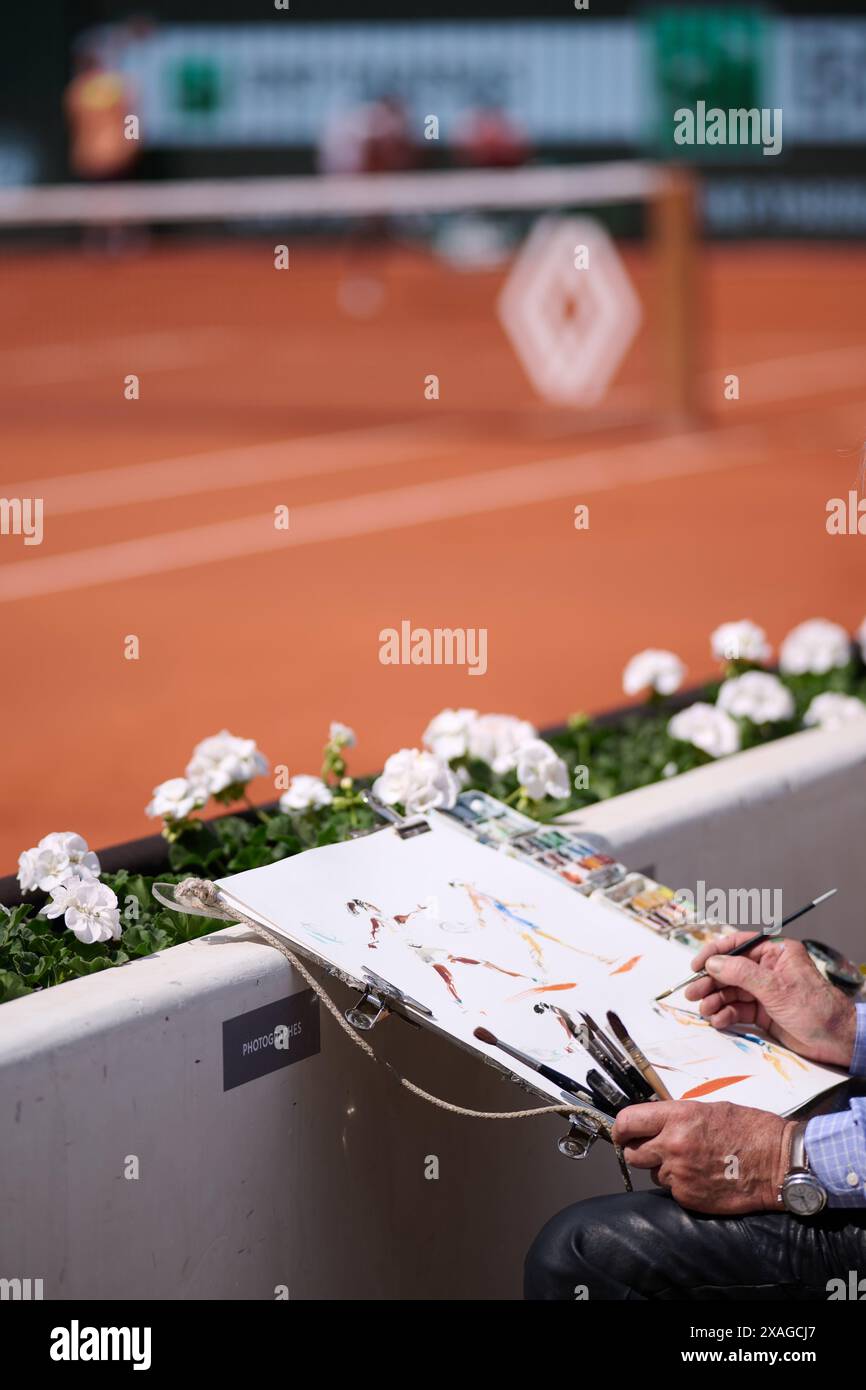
xmin=222 ymin=989 xmax=320 ymax=1091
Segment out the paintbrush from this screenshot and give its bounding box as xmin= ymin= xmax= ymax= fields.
xmin=538 ymin=1004 xmax=634 ymax=1108
xmin=585 ymin=1067 xmax=631 ymax=1114
xmin=472 ymin=1025 xmax=612 ymax=1117
xmin=654 ymin=889 xmax=837 ymax=1001
xmin=578 ymin=1011 xmax=652 ymax=1102
xmin=606 ymin=1009 xmax=673 ymax=1101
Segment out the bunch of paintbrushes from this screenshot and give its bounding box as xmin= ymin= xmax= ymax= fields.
xmin=474 ymin=1007 xmax=670 ymax=1122
xmin=566 ymin=1008 xmax=671 ymax=1111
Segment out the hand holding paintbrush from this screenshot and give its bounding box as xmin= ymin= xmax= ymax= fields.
xmin=654 ymin=890 xmax=836 ymax=1002
xmin=658 ymin=915 xmax=859 ymax=1072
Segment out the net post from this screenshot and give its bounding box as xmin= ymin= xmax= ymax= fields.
xmin=651 ymin=167 xmax=701 ymax=426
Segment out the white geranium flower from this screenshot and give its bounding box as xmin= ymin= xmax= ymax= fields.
xmin=779 ymin=619 xmax=851 ymax=676
xmin=710 ymin=620 xmax=771 ymax=665
xmin=466 ymin=713 xmax=537 ymax=774
xmin=515 ymin=739 xmax=571 ymax=800
xmin=803 ymin=692 xmax=866 ymax=732
xmin=422 ymin=708 xmax=479 ymax=761
xmin=717 ymin=671 xmax=795 ymax=724
xmin=17 ymin=831 xmax=100 ymax=894
xmin=668 ymin=703 xmax=741 ymax=759
xmin=279 ymin=775 xmax=334 ymax=812
xmin=145 ymin=777 xmax=206 ymax=821
xmin=661 ymin=761 xmax=678 ymax=778
xmin=44 ymin=874 xmax=121 ymax=945
xmin=329 ymin=722 xmax=356 ymax=749
xmin=185 ymin=730 xmax=269 ymax=796
xmin=373 ymin=749 xmax=459 ymax=815
xmin=622 ymin=649 xmax=685 ymax=697
xmin=16 ymin=849 xmax=43 ymax=895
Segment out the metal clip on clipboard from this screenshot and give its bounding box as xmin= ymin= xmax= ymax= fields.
xmin=342 ymin=790 xmax=436 ymax=1029
xmin=345 ymin=969 xmax=434 ymax=1031
xmin=351 ymin=789 xmax=433 ymax=841
xmin=558 ymin=1110 xmax=606 ymax=1160
xmin=154 ymin=790 xmax=435 ymax=1039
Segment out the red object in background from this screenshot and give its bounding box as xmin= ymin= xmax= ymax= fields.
xmin=363 ymin=96 xmax=415 ymax=174
xmin=453 ymin=107 xmax=530 ymax=168
xmin=318 ymin=96 xmax=415 ymax=177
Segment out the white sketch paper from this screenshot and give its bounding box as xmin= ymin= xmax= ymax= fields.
xmin=217 ymin=819 xmax=843 ymax=1115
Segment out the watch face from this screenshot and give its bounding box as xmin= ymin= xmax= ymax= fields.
xmin=784 ymin=1175 xmax=826 ymax=1217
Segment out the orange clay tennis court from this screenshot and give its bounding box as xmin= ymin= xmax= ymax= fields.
xmin=1 ymin=239 xmax=865 ymax=870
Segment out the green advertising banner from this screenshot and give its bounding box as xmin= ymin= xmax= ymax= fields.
xmin=648 ymin=7 xmax=771 ymax=159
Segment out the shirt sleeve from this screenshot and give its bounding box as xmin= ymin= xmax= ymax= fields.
xmin=804 ymin=1005 xmax=866 ymax=1207
xmin=851 ymin=1003 xmax=866 ymax=1078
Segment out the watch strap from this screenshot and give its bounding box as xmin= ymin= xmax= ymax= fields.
xmin=789 ymin=1120 xmax=809 ymax=1173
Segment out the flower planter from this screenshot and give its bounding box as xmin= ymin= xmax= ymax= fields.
xmin=0 ymin=694 xmax=690 ymax=907
xmin=1 ymin=720 xmax=863 ymax=1299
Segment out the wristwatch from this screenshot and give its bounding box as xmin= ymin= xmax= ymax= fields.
xmin=780 ymin=1121 xmax=827 ymax=1216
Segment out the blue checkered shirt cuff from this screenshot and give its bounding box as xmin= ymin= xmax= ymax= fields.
xmin=805 ymin=1005 xmax=866 ymax=1207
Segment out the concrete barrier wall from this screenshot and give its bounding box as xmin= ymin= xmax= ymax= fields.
xmin=1 ymin=723 xmax=863 ymax=1300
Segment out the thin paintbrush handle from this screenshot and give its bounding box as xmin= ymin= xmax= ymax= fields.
xmin=655 ymin=889 xmax=837 ymax=999
xmin=725 ymin=929 xmax=770 ymax=959
xmin=594 ymin=1031 xmax=653 ymax=1102
xmin=629 ymin=1050 xmax=672 ymax=1102
xmin=578 ymin=1024 xmax=648 ymax=1103
xmin=538 ymin=1063 xmax=596 ymax=1104
xmin=606 ymin=1010 xmax=673 ymax=1102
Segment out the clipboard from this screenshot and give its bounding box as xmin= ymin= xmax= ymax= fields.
xmin=154 ymin=791 xmax=847 ymax=1179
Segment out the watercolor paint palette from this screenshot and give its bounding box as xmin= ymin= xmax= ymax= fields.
xmin=438 ymin=792 xmax=710 ymax=950
xmin=216 ymin=803 xmax=845 ymax=1119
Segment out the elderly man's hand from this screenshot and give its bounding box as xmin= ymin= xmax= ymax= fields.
xmin=612 ymin=1101 xmax=795 ymax=1214
xmin=685 ymin=933 xmax=857 ymax=1069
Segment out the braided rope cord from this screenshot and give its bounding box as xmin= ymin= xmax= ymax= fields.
xmin=175 ymin=877 xmax=632 ymax=1188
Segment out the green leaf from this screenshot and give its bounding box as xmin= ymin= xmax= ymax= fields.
xmin=213 ymin=816 xmax=253 ymax=851
xmin=8 ymin=949 xmax=40 ymax=976
xmin=264 ymin=814 xmax=299 ymax=845
xmin=0 ymin=970 xmax=32 ymax=1002
xmin=0 ymin=902 xmax=37 ymax=933
xmin=63 ymin=956 xmax=114 ymax=979
xmin=120 ymin=923 xmax=174 ymax=957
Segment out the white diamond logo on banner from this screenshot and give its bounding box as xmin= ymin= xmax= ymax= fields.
xmin=497 ymin=215 xmax=642 ymax=405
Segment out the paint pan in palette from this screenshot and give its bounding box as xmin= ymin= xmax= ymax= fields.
xmin=601 ymin=872 xmax=649 ymax=906
xmin=621 ymin=884 xmax=692 ymax=935
xmin=438 ymin=792 xmax=538 ymax=844
xmin=527 ymin=854 xmax=628 ymax=898
xmin=536 ymin=850 xmax=569 ymax=870
xmin=508 ymin=831 xmax=555 ymax=856
xmin=582 ymin=863 xmax=624 ymax=889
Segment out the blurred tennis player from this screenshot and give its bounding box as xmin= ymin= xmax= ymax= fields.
xmin=64 ymin=46 xmax=140 ymax=252
xmin=318 ymin=94 xmax=415 ymax=316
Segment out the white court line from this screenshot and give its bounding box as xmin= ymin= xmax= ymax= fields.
xmin=719 ymin=344 xmax=866 ymax=405
xmin=2 ymin=422 xmax=459 ymax=515
xmin=0 ymin=425 xmax=768 ymax=604
xmin=6 ymin=341 xmax=865 ymax=513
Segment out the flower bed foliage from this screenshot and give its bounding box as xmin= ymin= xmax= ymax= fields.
xmin=2 ymin=618 xmax=865 ymax=1005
